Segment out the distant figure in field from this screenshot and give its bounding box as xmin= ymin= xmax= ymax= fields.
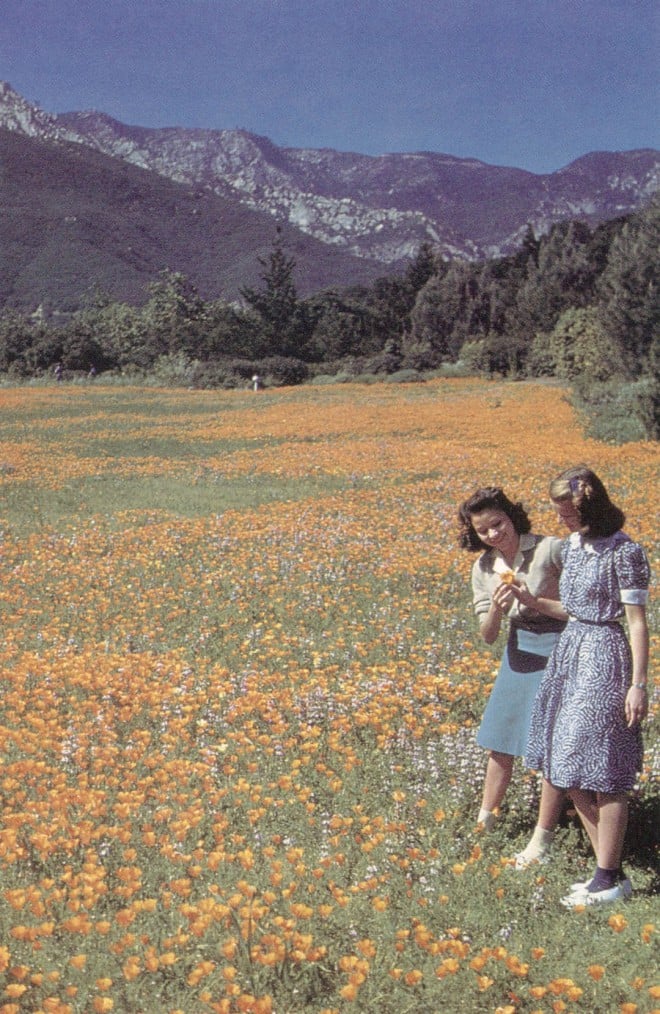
xmin=252 ymin=374 xmax=262 ymax=392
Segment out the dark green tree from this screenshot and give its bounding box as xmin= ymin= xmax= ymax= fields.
xmin=302 ymin=289 xmax=373 ymax=361
xmin=409 ymin=259 xmax=473 ymax=359
xmin=507 ymin=221 xmax=596 ymax=340
xmin=404 ymin=241 xmax=438 ymax=293
xmin=239 ymin=231 xmax=314 ymax=358
xmin=0 ymin=310 xmax=34 ymax=374
xmin=201 ymin=300 xmax=262 ymax=359
xmin=59 ymin=317 xmax=110 ymax=372
xmin=542 ymin=306 xmax=621 ymax=382
xmin=140 ymin=271 xmax=206 ymax=364
xmin=97 ymin=302 xmax=144 ymax=370
xmin=597 ymin=196 xmax=659 ymax=377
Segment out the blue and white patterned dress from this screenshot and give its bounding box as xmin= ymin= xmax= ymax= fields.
xmin=526 ymin=530 xmax=651 ymax=792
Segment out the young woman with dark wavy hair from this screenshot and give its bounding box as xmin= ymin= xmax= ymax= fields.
xmin=458 ymin=487 xmax=566 ymax=831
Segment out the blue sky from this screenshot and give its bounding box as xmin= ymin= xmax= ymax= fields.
xmin=1 ymin=0 xmax=657 ymax=173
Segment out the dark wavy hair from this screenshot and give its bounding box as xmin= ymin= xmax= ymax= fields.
xmin=458 ymin=487 xmax=532 ymax=552
xmin=549 ymin=465 xmax=625 ymax=538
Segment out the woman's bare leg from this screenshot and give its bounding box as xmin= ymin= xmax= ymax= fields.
xmin=568 ymin=788 xmax=601 ymax=856
xmin=478 ymin=751 xmax=515 ymax=828
xmin=514 ymin=778 xmax=565 ymax=867
xmin=593 ymin=792 xmax=628 ymax=869
xmin=561 ymin=791 xmax=630 ymax=901
xmin=537 ymin=778 xmax=566 ymax=830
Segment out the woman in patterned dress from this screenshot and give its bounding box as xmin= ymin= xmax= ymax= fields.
xmin=458 ymin=487 xmax=566 ymax=831
xmin=524 ymin=465 xmax=650 ymax=905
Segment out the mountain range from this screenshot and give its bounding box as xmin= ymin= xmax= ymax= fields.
xmin=0 ymin=81 xmax=658 ymax=313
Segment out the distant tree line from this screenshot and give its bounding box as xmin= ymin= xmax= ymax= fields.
xmin=0 ymin=199 xmax=657 ymax=441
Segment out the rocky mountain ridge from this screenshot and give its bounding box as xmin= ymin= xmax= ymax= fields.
xmin=0 ymin=123 xmax=384 ymax=314
xmin=2 ymin=81 xmax=658 ymax=266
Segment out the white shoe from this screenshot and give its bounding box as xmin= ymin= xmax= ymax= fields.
xmin=561 ymin=879 xmax=632 ymax=907
xmin=569 ymin=875 xmax=631 ymax=896
xmin=514 ymin=849 xmax=551 ymax=870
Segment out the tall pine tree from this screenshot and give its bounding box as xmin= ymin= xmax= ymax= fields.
xmin=240 ymin=230 xmax=313 ymax=358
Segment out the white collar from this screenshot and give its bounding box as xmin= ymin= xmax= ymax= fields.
xmin=569 ymin=530 xmax=628 ymax=554
xmin=492 ymin=532 xmax=536 ymax=575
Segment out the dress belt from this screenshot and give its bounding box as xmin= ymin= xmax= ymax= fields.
xmin=568 ymin=615 xmax=622 ymax=626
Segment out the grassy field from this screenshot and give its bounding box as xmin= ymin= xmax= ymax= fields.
xmin=0 ymin=379 xmax=657 ymax=1014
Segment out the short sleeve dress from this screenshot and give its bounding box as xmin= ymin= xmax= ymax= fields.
xmin=472 ymin=533 xmax=565 ymax=757
xmin=526 ymin=530 xmax=651 ymax=792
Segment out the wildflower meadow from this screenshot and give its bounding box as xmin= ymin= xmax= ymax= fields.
xmin=0 ymin=378 xmax=657 ymax=1014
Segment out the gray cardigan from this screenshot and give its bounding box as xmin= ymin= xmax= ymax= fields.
xmin=471 ymin=532 xmax=564 ymax=633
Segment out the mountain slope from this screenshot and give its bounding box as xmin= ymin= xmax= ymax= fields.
xmin=56 ymin=110 xmax=659 ymax=262
xmin=0 ymin=80 xmax=657 ymax=313
xmin=0 ymin=126 xmax=383 ymax=313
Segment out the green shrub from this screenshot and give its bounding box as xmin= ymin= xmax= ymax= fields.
xmin=572 ymin=375 xmax=659 ymax=443
xmin=458 ymin=338 xmax=490 ymax=374
xmin=399 ymin=341 xmax=443 ymax=372
xmin=150 ymin=352 xmax=199 ymax=386
xmin=310 ymin=371 xmax=354 ymax=385
xmin=384 ymin=368 xmax=425 ymax=384
xmin=256 ymin=355 xmax=309 ymax=387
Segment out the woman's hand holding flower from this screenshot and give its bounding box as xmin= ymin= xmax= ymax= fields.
xmin=509 ymin=580 xmax=537 ymax=609
xmin=492 ymin=580 xmax=516 ymax=612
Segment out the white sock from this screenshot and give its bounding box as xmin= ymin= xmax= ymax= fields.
xmin=477 ymin=808 xmax=497 ymax=831
xmin=518 ymin=825 xmax=554 ymax=860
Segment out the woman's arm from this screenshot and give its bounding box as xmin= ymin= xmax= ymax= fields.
xmin=478 ymin=581 xmax=517 ymax=644
xmin=506 ymin=536 xmax=568 ymax=621
xmin=478 ymin=601 xmax=504 ymax=644
xmin=624 ymin=603 xmax=649 ymax=727
xmin=510 ymin=582 xmax=569 ymax=621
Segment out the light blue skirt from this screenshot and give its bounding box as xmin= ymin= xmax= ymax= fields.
xmin=477 ymin=628 xmax=561 ymax=757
